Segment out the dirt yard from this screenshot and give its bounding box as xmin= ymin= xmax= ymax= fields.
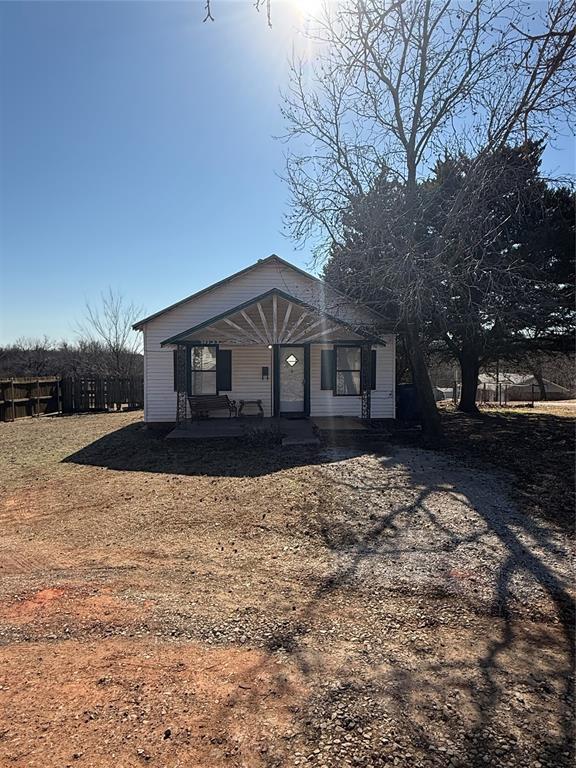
xmin=0 ymin=411 xmax=573 ymax=768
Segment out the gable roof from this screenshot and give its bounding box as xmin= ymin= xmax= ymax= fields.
xmin=160 ymin=287 xmax=386 ymax=346
xmin=134 ymin=255 xmax=326 ymax=330
xmin=133 ymin=254 xmax=389 ymax=330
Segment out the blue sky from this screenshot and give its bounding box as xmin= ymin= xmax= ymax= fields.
xmin=1 ymin=1 xmax=574 ymax=343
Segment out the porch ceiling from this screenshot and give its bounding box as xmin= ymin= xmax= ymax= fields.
xmin=161 ymin=289 xmax=381 ymax=347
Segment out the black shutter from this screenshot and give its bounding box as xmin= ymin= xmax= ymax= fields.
xmin=321 ymin=349 xmax=335 ymax=390
xmin=371 ymin=349 xmax=377 ymax=390
xmin=173 ymin=350 xmax=178 ymax=391
xmin=216 ymin=349 xmax=232 ymax=391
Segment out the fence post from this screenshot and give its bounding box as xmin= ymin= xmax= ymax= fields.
xmin=531 ymin=384 xmax=535 ymax=408
xmin=56 ymin=378 xmax=61 ymax=415
xmin=10 ymin=379 xmax=15 ymax=422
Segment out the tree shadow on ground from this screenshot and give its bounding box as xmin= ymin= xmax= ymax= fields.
xmin=208 ymin=446 xmax=574 ymax=766
xmin=62 ymin=420 xmax=332 ymax=478
xmin=432 ymin=408 xmax=574 ymax=533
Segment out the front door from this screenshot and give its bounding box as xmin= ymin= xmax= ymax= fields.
xmin=278 ymin=345 xmax=306 ymax=414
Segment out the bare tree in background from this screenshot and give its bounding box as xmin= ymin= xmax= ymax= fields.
xmin=282 ymin=0 xmax=575 ymax=439
xmin=10 ymin=336 xmax=55 ymax=377
xmin=78 ymin=289 xmax=144 ymax=377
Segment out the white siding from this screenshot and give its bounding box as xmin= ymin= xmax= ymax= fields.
xmin=141 ymin=259 xmax=395 ymax=423
xmin=309 ymin=340 xmax=395 ymax=419
xmin=224 ymin=346 xmax=273 ymax=417
xmin=145 ymin=349 xmax=176 ymax=422
xmin=371 ymin=337 xmax=396 ymax=419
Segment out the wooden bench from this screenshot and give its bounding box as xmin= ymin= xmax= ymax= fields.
xmin=188 ymin=395 xmax=237 ymax=421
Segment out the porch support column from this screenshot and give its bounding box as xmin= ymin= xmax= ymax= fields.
xmin=361 ymin=343 xmax=372 ymax=421
xmin=175 ymin=344 xmax=189 ymax=425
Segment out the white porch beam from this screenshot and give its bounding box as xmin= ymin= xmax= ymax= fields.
xmin=291 ymin=317 xmax=328 ymax=342
xmin=283 ymin=310 xmax=310 ymax=342
xmin=239 ymin=310 xmax=267 ymax=344
xmin=256 ymin=302 xmax=272 ymax=344
xmin=278 ymin=303 xmax=293 ymax=343
xmin=296 ymin=325 xmax=343 ymax=344
xmin=210 ymin=323 xmax=250 ymax=345
xmin=205 ymin=325 xmax=247 ymax=344
xmin=222 ymin=318 xmax=260 ymax=344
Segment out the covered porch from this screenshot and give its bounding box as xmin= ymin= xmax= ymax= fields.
xmin=161 ymin=288 xmax=382 ymax=426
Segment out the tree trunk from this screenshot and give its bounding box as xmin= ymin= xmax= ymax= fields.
xmin=404 ymin=322 xmax=442 ymax=442
xmin=532 ymin=369 xmax=547 ymax=400
xmin=458 ymin=345 xmax=480 ymax=414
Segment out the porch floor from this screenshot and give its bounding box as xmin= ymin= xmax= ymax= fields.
xmin=166 ymin=416 xmax=321 ymax=446
xmin=311 ymin=416 xmax=369 ymax=432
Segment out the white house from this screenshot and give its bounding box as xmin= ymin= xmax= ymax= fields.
xmin=133 ymin=255 xmax=396 ymax=426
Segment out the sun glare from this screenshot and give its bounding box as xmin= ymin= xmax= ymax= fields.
xmin=291 ymin=0 xmax=323 ymax=20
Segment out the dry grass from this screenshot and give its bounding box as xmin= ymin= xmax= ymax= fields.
xmin=0 ymin=411 xmax=573 ymax=768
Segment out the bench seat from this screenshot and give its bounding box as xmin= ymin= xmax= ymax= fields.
xmin=188 ymin=394 xmax=237 ymax=420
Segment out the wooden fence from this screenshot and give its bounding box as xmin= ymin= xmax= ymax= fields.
xmin=0 ymin=376 xmax=144 ymax=422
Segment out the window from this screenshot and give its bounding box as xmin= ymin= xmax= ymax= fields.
xmin=335 ymin=346 xmax=361 ymax=395
xmin=190 ymin=346 xmax=217 ymax=394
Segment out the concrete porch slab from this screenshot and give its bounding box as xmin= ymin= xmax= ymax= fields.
xmin=166 ymin=416 xmax=320 ymax=446
xmin=311 ymin=416 xmax=369 ymax=431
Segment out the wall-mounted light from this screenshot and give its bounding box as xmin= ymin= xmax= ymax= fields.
xmin=267 ymin=344 xmax=273 ymax=349
xmin=262 ymin=366 xmax=269 ymax=381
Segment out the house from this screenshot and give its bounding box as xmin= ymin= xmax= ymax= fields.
xmin=478 ymin=372 xmax=572 ymax=401
xmin=133 ymin=255 xmax=396 ymax=426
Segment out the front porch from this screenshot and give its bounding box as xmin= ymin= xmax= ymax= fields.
xmin=166 ymin=416 xmax=320 ymax=446
xmin=166 ymin=415 xmax=370 ymax=445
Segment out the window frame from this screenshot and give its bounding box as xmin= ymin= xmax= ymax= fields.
xmin=333 ymin=344 xmax=363 ymax=397
xmin=188 ymin=344 xmax=219 ymax=396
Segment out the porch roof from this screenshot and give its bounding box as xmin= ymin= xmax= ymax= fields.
xmin=160 ymin=288 xmax=385 ymax=347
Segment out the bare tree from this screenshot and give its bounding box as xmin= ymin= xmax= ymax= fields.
xmin=10 ymin=336 xmax=55 ymax=377
xmin=78 ymin=289 xmax=144 ymax=377
xmin=282 ymin=0 xmax=575 ymax=438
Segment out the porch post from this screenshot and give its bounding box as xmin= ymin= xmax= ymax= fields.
xmin=175 ymin=344 xmax=189 ymax=425
xmin=361 ymin=343 xmax=372 ymax=421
